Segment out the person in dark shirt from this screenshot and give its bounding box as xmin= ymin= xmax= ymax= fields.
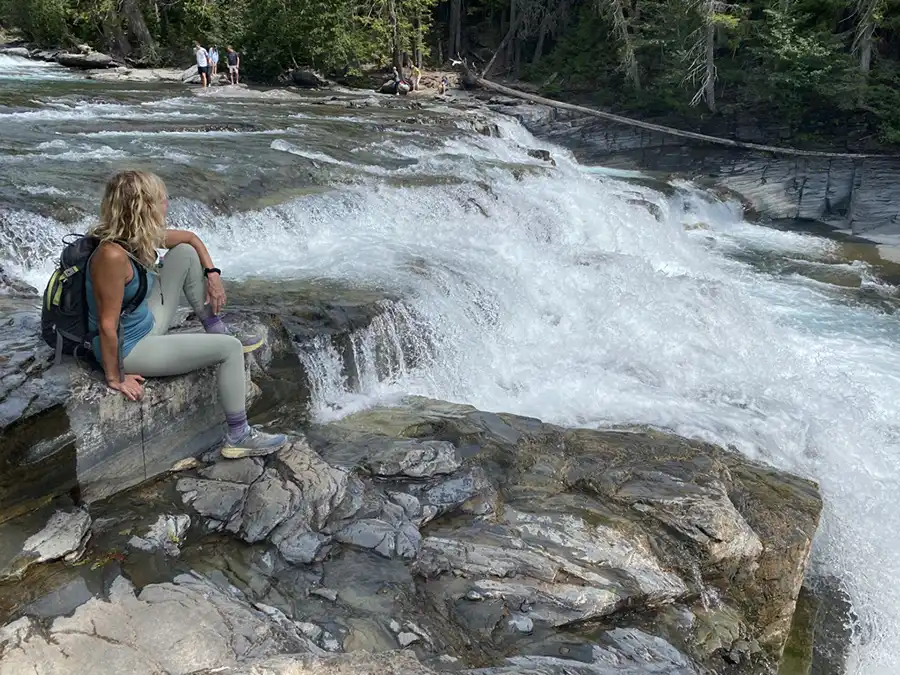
xmin=226 ymin=46 xmax=240 ymax=85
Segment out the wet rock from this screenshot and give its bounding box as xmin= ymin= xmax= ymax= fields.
xmin=0 ymin=47 xmax=30 ymax=58
xmin=470 ymin=628 xmax=699 ymax=674
xmin=55 ymin=51 xmax=116 ymax=68
xmin=416 ymin=466 xmax=497 ymax=517
xmin=366 ymin=440 xmax=460 ymax=478
xmin=0 ymin=573 xmax=313 ymax=674
xmin=1 ymin=508 xmax=92 ymax=580
xmin=127 ymin=513 xmax=191 ymax=556
xmin=239 ymin=469 xmax=302 ymax=543
xmin=311 ymin=587 xmax=338 ymax=602
xmin=292 ymin=69 xmax=328 ymax=88
xmin=199 ymin=457 xmax=264 ymax=484
xmin=276 ymin=439 xmax=351 ymax=530
xmin=0 ymin=265 xmax=38 ymax=296
xmin=178 ymin=478 xmax=248 ymax=523
xmin=329 ymin=398 xmax=819 ymax=671
xmin=190 ymin=651 xmax=436 ymax=674
xmin=526 ymin=148 xmax=556 ymax=166
xmin=21 ymin=508 xmax=91 ymax=565
xmin=334 ymin=517 xmax=422 ymax=559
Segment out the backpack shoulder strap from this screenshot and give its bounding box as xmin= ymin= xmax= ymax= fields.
xmin=122 ymin=264 xmax=149 ymax=315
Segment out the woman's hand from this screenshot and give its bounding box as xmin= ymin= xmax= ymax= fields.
xmin=206 ymin=272 xmax=226 ymax=314
xmin=109 ymin=374 xmax=145 ymax=401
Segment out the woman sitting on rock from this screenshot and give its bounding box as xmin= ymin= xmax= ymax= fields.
xmin=87 ymin=169 xmax=286 ymax=459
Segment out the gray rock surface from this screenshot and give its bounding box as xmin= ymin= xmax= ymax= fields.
xmin=21 ymin=508 xmax=91 ymax=565
xmin=0 ymin=47 xmax=30 ymax=57
xmin=55 ymin=51 xmax=116 ymax=68
xmin=366 ymin=440 xmax=460 ymax=478
xmin=1 ymin=397 xmax=820 ymax=675
xmin=0 ymin=573 xmax=315 ymax=674
xmin=127 ymin=513 xmax=191 ymax=556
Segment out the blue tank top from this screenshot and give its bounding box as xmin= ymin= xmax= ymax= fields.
xmin=86 ymin=258 xmax=155 ymax=361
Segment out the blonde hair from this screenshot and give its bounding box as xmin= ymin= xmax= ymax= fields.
xmin=90 ymin=170 xmax=167 ymax=267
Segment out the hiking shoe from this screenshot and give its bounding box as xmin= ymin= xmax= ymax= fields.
xmin=221 ymin=426 xmax=288 ymax=459
xmin=237 ymin=330 xmax=265 ymax=354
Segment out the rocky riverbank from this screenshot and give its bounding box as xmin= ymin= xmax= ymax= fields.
xmin=0 ymin=375 xmax=823 ymax=674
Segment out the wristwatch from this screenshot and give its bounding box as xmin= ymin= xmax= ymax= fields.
xmin=203 ymin=267 xmax=221 ymax=277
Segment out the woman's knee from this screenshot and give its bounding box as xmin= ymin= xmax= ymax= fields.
xmin=163 ymin=242 xmax=200 ymax=267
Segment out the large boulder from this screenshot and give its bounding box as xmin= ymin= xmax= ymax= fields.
xmin=55 ymin=51 xmax=116 ymax=69
xmin=291 ymin=69 xmax=327 ymax=88
xmin=0 ymin=47 xmax=31 ymax=58
xmin=161 ymin=396 xmax=822 ymax=674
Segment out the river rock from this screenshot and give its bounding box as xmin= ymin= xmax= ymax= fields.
xmin=317 ymin=397 xmax=821 ymax=673
xmin=127 ymin=513 xmax=191 ymax=556
xmin=0 ymin=573 xmax=315 ymax=674
xmin=292 ymin=69 xmax=327 ymax=88
xmin=55 ymin=51 xmax=116 ymax=69
xmin=0 ymin=508 xmax=93 ymax=580
xmin=0 ymin=47 xmax=30 ymax=58
xmin=366 ymin=440 xmax=460 ymax=478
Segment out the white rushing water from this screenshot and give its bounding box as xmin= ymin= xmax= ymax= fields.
xmin=2 ymin=59 xmax=900 ymax=674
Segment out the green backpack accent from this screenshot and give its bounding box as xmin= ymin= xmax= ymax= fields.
xmin=41 ymin=235 xmax=148 ymax=365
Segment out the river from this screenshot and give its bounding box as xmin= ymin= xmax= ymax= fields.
xmin=1 ymin=54 xmax=900 ymax=674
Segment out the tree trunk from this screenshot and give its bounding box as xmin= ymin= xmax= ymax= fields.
xmin=389 ymin=0 xmax=401 ymax=70
xmin=507 ymin=0 xmax=517 ymax=75
xmin=704 ymin=21 xmax=716 ymax=112
xmin=483 ymin=11 xmax=524 ymax=78
xmin=855 ymin=1 xmax=877 ymax=106
xmin=449 ymin=0 xmax=462 ymax=60
xmin=607 ymin=0 xmax=640 ymax=90
xmin=121 ymin=0 xmax=156 ymax=60
xmin=532 ymin=16 xmax=549 ymax=64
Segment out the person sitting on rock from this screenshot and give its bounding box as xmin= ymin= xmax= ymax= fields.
xmin=87 ymin=169 xmax=287 ymax=459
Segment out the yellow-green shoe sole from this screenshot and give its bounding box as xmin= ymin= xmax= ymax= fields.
xmin=241 ymin=336 xmax=266 ymax=354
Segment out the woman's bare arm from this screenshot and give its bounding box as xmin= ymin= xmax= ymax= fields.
xmin=91 ymin=243 xmax=130 ymax=385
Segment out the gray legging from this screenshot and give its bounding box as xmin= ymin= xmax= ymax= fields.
xmin=122 ymin=243 xmax=246 ymax=414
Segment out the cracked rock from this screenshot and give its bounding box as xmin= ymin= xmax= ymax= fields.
xmin=366 ymin=440 xmax=461 ymax=478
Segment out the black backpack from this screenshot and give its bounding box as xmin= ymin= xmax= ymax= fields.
xmin=41 ymin=235 xmax=148 ymax=365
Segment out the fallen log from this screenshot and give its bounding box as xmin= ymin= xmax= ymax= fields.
xmin=463 ymin=69 xmax=894 ymax=160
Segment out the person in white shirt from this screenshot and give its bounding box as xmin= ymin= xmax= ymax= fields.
xmin=194 ymin=41 xmax=210 ymax=88
xmin=209 ymin=45 xmax=219 ymax=78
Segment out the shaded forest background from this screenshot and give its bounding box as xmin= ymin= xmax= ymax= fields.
xmin=2 ymin=0 xmax=900 ymax=146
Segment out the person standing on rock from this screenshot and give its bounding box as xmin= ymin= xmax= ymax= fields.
xmin=411 ymin=64 xmax=421 ymax=91
xmin=209 ymin=45 xmax=219 ymax=80
xmin=86 ymin=170 xmax=287 ymax=459
xmin=226 ymin=46 xmax=240 ymax=85
xmin=194 ymin=41 xmax=211 ymax=88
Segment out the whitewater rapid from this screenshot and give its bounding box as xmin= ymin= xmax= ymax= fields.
xmin=2 ymin=55 xmax=900 ymax=673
